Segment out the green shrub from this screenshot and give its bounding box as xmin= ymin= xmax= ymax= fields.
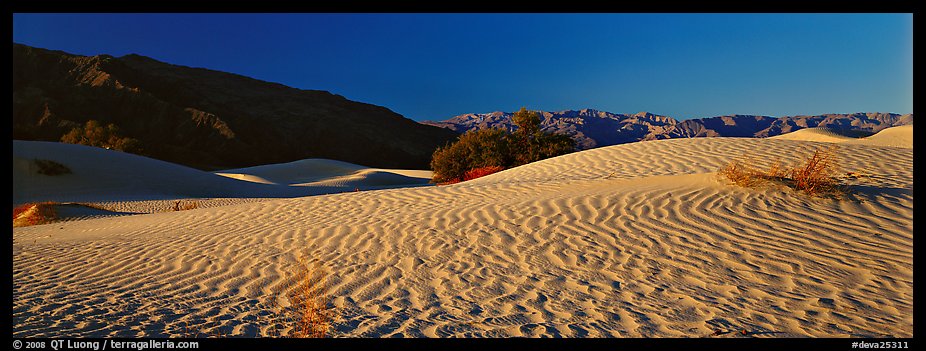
xmin=430 ymin=128 xmax=511 ymax=183
xmin=509 ymin=107 xmax=576 ymax=166
xmin=61 ymin=119 xmax=142 ymax=153
xmin=512 ymin=107 xmax=541 ymax=134
xmin=430 ymin=107 xmax=576 ymax=183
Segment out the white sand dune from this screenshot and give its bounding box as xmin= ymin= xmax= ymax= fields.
xmin=769 ymin=127 xmax=857 ymax=143
xmin=13 ymin=141 xmax=430 ymax=206
xmin=770 ymin=125 xmax=912 ymax=148
xmin=216 ymin=159 xmax=367 ymax=185
xmin=13 ymin=141 xmax=321 ymax=204
xmin=12 ymin=135 xmax=913 ymax=338
xmin=842 ymin=125 xmax=913 ymax=148
xmin=216 ymin=159 xmax=432 ymax=189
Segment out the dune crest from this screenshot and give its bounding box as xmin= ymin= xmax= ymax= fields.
xmin=843 ymin=125 xmax=913 ymax=148
xmin=216 ymin=159 xmax=432 ymax=188
xmin=770 ymin=125 xmax=912 ymax=148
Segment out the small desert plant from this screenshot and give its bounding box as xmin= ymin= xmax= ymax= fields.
xmin=33 ymin=159 xmax=72 ymax=176
xmin=13 ymin=202 xmax=58 ymax=227
xmin=787 ymin=147 xmax=841 ymax=196
xmin=463 ymin=166 xmax=505 ymax=181
xmin=169 ymin=200 xmax=198 ymax=212
xmin=718 ymin=146 xmax=844 ymax=197
xmin=275 ymin=252 xmax=332 ymax=338
xmin=717 ymin=159 xmax=768 ymax=188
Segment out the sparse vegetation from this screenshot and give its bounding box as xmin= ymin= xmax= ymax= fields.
xmin=169 ymin=200 xmax=199 ymax=212
xmin=718 ymin=146 xmax=844 ymax=197
xmin=60 ymin=119 xmax=142 ymax=153
xmin=717 ymin=159 xmax=768 ymax=188
xmin=13 ymin=202 xmax=58 ymax=227
xmin=33 ymin=159 xmax=72 ymax=176
xmin=281 ymin=252 xmax=332 ymax=338
xmin=789 ymin=147 xmax=841 ymax=196
xmin=166 ymin=250 xmax=333 ymax=338
xmin=430 ymin=107 xmax=576 ymax=183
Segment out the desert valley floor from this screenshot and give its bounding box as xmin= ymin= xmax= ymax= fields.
xmin=12 ymin=126 xmax=913 ymax=337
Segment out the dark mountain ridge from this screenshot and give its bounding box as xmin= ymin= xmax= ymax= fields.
xmin=13 ymin=44 xmax=458 ymax=170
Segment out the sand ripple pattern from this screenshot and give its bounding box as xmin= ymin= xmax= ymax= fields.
xmin=13 ymin=137 xmax=912 ymax=337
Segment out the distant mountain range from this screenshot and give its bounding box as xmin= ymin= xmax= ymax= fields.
xmin=13 ymin=44 xmax=457 ymax=170
xmin=422 ymin=109 xmax=913 ymax=149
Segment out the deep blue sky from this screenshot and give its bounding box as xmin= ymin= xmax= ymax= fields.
xmin=13 ymin=13 xmax=913 ymax=121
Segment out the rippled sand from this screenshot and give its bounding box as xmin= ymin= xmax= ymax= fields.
xmin=12 ymin=130 xmax=913 ymax=337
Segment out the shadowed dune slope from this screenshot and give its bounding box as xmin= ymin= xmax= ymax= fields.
xmin=13 ymin=140 xmax=334 ymax=204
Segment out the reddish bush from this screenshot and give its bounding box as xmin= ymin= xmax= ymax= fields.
xmin=13 ymin=202 xmax=58 ymax=227
xmin=463 ymin=166 xmax=505 ymax=181
xmin=718 ymin=146 xmax=844 ymax=198
xmin=789 ymin=147 xmax=840 ymax=196
xmin=12 ymin=204 xmax=32 ymax=220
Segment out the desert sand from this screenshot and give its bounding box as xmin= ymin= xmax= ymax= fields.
xmin=842 ymin=125 xmax=914 ymax=148
xmin=768 ymin=127 xmax=857 ymax=143
xmin=12 ymin=127 xmax=913 ymax=338
xmin=770 ymin=125 xmax=913 ymax=148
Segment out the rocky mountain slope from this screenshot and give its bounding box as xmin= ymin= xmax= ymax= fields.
xmin=423 ymin=109 xmax=912 ymax=149
xmin=13 ymin=44 xmax=457 ymax=170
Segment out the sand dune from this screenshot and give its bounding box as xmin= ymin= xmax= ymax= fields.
xmin=842 ymin=125 xmax=913 ymax=148
xmin=12 ymin=135 xmax=913 ymax=338
xmin=13 ymin=141 xmax=318 ymax=204
xmin=14 ymin=141 xmax=431 ymax=206
xmin=216 ymin=159 xmax=432 ymax=189
xmin=769 ymin=127 xmax=857 ymax=143
xmin=770 ymin=125 xmax=912 ymax=148
xmin=216 ymin=159 xmax=368 ymax=185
